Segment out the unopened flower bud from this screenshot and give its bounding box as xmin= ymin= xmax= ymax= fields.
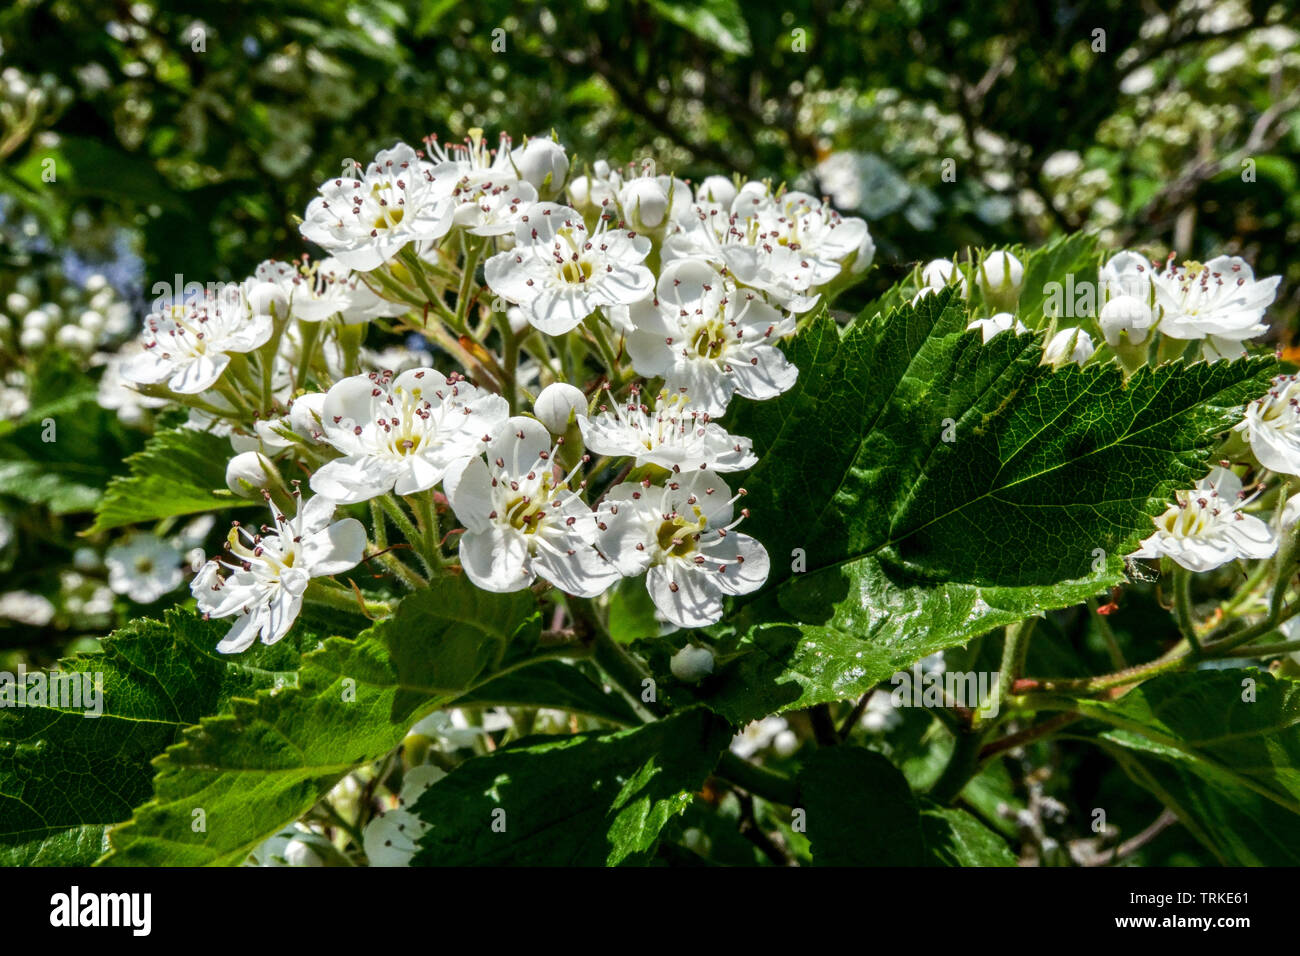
xmin=511 ymin=137 xmax=569 ymax=200
xmin=1099 ymin=294 xmax=1155 ymax=347
xmin=696 ymin=175 xmax=737 ymax=207
xmin=246 ymin=281 xmax=289 ymax=318
xmin=533 ymin=382 xmax=587 ymax=434
xmin=670 ymin=644 xmax=715 ymax=683
xmin=620 ymin=178 xmax=670 ymax=231
xmin=1043 ymin=327 xmax=1095 ymax=367
xmin=977 ymin=250 xmax=1024 ymax=309
xmin=225 ymin=451 xmax=279 ymax=497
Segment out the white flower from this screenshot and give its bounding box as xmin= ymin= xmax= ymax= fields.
xmin=361 ymin=764 xmax=445 ymax=867
xmin=0 ymin=590 xmax=55 ymax=626
xmin=1235 ymin=375 xmax=1300 ymax=476
xmin=122 ymin=288 xmax=273 ymax=394
xmin=193 ymin=495 xmax=365 ymax=653
xmin=967 ymin=312 xmax=1028 ymax=343
xmin=730 ymin=716 xmax=798 ymax=758
xmin=443 ymin=417 xmax=621 ymax=597
xmin=596 ymin=469 xmax=770 ymax=628
xmin=509 ymin=136 xmax=570 ymax=200
xmin=976 ymin=250 xmax=1024 ymax=307
xmin=1131 ymin=467 xmax=1276 ymax=572
xmin=310 ymin=368 xmax=509 ymax=504
xmin=578 ymin=388 xmax=756 ymax=473
xmin=1099 ymin=250 xmax=1155 ymax=303
xmin=1098 ymin=294 xmax=1157 ymax=347
xmin=259 ymin=257 xmax=407 ymax=323
xmin=299 ymin=142 xmax=455 ymax=271
xmin=665 ymin=186 xmax=868 ymax=312
xmin=670 ymin=644 xmax=715 ymax=682
xmin=483 ymin=202 xmax=654 ymax=335
xmin=427 ymin=129 xmax=539 ymax=236
xmin=1043 ymin=327 xmax=1095 ymax=367
xmin=1154 ymin=255 xmax=1280 ymax=353
xmin=625 ymin=258 xmax=797 ymax=416
xmin=96 ymin=343 xmax=168 ymax=426
xmin=105 ymin=534 xmax=183 ymax=604
xmin=532 ymin=382 xmax=588 ymax=434
xmin=248 ymin=824 xmax=335 ymax=867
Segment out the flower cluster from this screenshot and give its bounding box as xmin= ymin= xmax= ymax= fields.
xmin=101 ymin=131 xmax=872 ymax=651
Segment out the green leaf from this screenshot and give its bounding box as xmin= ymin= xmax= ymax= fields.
xmin=1014 ymin=233 xmax=1100 ymax=327
xmin=100 ymin=578 xmax=541 ymax=866
xmin=647 ymin=0 xmax=752 ymax=55
xmin=409 ymin=708 xmax=730 ymax=866
xmin=1070 ymin=670 xmax=1300 ymax=866
xmin=798 ymin=747 xmax=1015 ymax=866
xmin=0 ymin=355 xmax=140 ymax=513
xmin=457 ymin=660 xmax=640 ymax=725
xmin=705 ymin=291 xmax=1274 ymax=721
xmin=607 ymin=576 xmax=661 ymax=645
xmin=88 ymin=426 xmax=243 ymax=533
xmin=0 ymin=611 xmax=305 ymax=866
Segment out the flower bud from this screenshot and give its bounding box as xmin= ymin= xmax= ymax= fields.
xmin=78 ymin=309 xmax=105 ymax=335
xmin=510 ymin=137 xmax=569 ymax=200
xmin=533 ymin=382 xmax=587 ymax=434
xmin=1043 ymin=327 xmax=1095 ymax=367
xmin=288 ymin=392 xmax=326 ymax=440
xmin=1098 ymin=294 xmax=1155 ymax=347
xmin=620 ymin=178 xmax=670 ymax=231
xmin=54 ymin=324 xmax=95 ymax=353
xmin=246 ymin=280 xmax=289 ymax=319
xmin=920 ymin=258 xmax=967 ymax=296
xmin=22 ymin=308 xmax=54 ymax=333
xmin=977 ymin=250 xmax=1024 ymax=308
xmin=225 ymin=451 xmax=279 ymax=497
xmin=19 ymin=326 xmax=46 ymax=350
xmin=696 ymin=175 xmax=737 ymax=207
xmin=670 ymin=644 xmax=715 ymax=683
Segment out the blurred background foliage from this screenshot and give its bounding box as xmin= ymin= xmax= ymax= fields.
xmin=1 ymin=0 xmax=1297 ymax=323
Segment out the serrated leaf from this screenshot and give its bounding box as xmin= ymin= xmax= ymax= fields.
xmin=410 ymin=708 xmax=731 ymax=866
xmin=1015 ymin=233 xmax=1100 ymax=326
xmin=88 ymin=426 xmax=243 ymax=533
xmin=798 ymin=747 xmax=1015 ymax=866
xmin=0 ymin=611 xmax=305 ymax=866
xmin=1069 ymin=670 xmax=1300 ymax=865
xmin=705 ymin=291 xmax=1274 ymax=721
xmin=100 ymin=578 xmax=541 ymax=867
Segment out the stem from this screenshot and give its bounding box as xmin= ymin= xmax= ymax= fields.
xmin=715 ymin=751 xmax=800 ymax=807
xmin=1173 ymin=566 xmax=1202 ymax=658
xmin=293 ymin=319 xmax=321 ymax=393
xmin=409 ymin=490 xmax=443 ymax=569
xmin=928 ymin=725 xmax=986 ymax=804
xmin=587 ymin=316 xmax=622 ymax=377
xmin=993 ymin=618 xmax=1035 ymax=720
xmin=495 ymin=312 xmax=520 ymax=415
xmin=379 ymin=494 xmax=435 ymax=576
xmin=1087 ymin=596 xmax=1128 ymax=669
xmin=304 ymin=579 xmax=392 ymax=618
xmin=591 ymin=627 xmax=663 ymax=718
xmin=455 ymin=236 xmax=486 ymax=331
